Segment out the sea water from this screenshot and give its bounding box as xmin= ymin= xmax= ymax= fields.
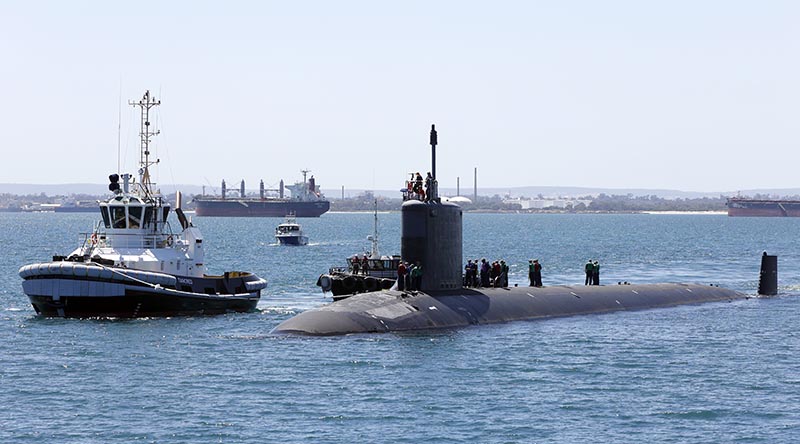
xmin=1 ymin=212 xmax=799 ymax=443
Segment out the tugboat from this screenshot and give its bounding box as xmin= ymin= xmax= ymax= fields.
xmin=18 ymin=90 xmax=267 ymax=318
xmin=275 ymin=213 xmax=308 ymax=245
xmin=316 ymin=201 xmax=400 ymax=300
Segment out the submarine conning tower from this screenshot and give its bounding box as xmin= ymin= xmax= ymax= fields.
xmin=400 ymin=123 xmax=463 ymax=291
xmin=401 ymin=199 xmax=463 ymax=291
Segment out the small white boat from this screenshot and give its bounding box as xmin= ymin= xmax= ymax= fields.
xmin=275 ymin=213 xmax=308 ymax=245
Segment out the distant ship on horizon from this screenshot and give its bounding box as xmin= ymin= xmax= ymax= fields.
xmin=193 ymin=170 xmax=330 ymax=217
xmin=726 ymin=196 xmax=800 ymax=217
xmin=53 ymin=201 xmax=98 ymax=213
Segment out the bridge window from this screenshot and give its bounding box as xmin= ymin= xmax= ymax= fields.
xmin=110 ymin=206 xmax=126 ymax=229
xmin=128 ymin=206 xmax=142 ymax=229
xmin=101 ymin=207 xmax=111 ymax=228
xmin=143 ymin=206 xmax=154 ymax=229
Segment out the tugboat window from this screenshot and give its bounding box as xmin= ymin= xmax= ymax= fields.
xmin=128 ymin=206 xmax=142 ymax=229
xmin=111 ymin=206 xmax=127 ymax=229
xmin=101 ymin=207 xmax=111 ymax=228
xmin=143 ymin=206 xmax=154 ymax=229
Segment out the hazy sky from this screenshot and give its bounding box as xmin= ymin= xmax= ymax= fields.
xmin=2 ymin=1 xmax=799 ymax=193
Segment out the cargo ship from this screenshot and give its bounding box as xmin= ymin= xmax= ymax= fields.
xmin=726 ymin=197 xmax=800 ymax=217
xmin=54 ymin=201 xmax=99 ymax=213
xmin=193 ymin=170 xmax=330 ymax=217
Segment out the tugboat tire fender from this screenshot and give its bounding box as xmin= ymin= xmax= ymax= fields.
xmin=342 ymin=276 xmax=357 ymax=292
xmin=319 ymin=275 xmax=333 ymax=292
xmin=364 ymin=277 xmax=379 ymax=292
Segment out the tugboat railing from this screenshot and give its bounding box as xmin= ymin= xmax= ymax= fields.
xmin=79 ymin=232 xmax=181 ymax=249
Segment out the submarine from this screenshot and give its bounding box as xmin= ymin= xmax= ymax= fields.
xmin=273 ymin=126 xmax=767 ymax=336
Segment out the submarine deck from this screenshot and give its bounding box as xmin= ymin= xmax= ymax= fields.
xmin=273 ymin=283 xmax=747 ymax=336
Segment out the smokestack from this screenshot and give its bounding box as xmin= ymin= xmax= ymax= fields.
xmin=240 ymin=180 xmax=245 ymax=198
xmin=260 ymin=180 xmax=265 ymax=199
xmin=457 ymin=177 xmax=460 ymax=196
xmin=279 ymin=179 xmax=284 ymax=199
xmin=341 ymin=185 xmax=345 ymax=200
xmin=222 ymin=180 xmax=226 ymax=199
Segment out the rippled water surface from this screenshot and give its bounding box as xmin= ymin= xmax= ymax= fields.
xmin=2 ymin=212 xmax=799 ymax=443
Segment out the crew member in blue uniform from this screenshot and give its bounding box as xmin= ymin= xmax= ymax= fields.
xmin=529 ymin=260 xmax=535 ymax=286
xmin=532 ymin=259 xmax=543 ymax=287
xmin=592 ymin=260 xmax=600 ymax=285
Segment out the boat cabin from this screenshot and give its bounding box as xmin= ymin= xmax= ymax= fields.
xmin=99 ymin=196 xmax=170 ymax=231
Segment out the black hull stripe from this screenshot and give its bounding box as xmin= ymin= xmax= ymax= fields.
xmin=28 ymin=290 xmax=259 ymax=318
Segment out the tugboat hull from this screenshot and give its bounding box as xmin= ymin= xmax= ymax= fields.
xmin=26 ymin=289 xmax=258 ymax=317
xmin=317 ymin=273 xmax=395 ymax=299
xmin=20 ymin=262 xmax=266 ymax=318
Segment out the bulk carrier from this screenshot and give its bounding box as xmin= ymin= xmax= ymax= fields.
xmin=193 ymin=170 xmax=330 ymax=217
xmin=726 ymin=197 xmax=800 ymax=217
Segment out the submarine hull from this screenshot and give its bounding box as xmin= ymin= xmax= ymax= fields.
xmin=272 ymin=283 xmax=746 ymax=336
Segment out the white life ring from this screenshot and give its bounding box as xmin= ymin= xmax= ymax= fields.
xmin=166 ymin=235 xmax=174 ymax=246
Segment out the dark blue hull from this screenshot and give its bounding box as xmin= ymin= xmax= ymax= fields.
xmin=194 ymin=199 xmax=330 ymax=217
xmin=28 ymin=290 xmax=258 ymax=318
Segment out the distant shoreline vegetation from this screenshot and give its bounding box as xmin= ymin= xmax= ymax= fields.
xmin=6 ymin=191 xmax=800 ymax=214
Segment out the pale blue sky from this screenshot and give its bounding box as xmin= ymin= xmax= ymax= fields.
xmin=2 ymin=1 xmax=798 ymax=192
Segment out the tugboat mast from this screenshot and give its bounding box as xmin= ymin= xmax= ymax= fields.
xmin=370 ymin=199 xmax=379 ymax=258
xmin=129 ymin=90 xmax=161 ymax=197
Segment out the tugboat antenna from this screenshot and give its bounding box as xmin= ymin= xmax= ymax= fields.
xmin=371 ymin=198 xmax=379 ymax=258
xmin=117 ymin=80 xmax=122 ymax=176
xmin=129 ymin=90 xmax=161 ymax=197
